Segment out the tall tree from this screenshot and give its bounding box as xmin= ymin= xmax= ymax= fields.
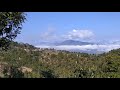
xmin=0 ymin=12 xmax=26 ymax=50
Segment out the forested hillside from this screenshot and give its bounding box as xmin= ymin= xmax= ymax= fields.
xmin=0 ymin=41 xmax=120 ymax=78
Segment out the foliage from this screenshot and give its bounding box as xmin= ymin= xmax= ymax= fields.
xmin=1 ymin=41 xmax=120 ymax=78
xmin=0 ymin=12 xmax=26 ymax=50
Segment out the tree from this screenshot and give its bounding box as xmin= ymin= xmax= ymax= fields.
xmin=0 ymin=12 xmax=26 ymax=50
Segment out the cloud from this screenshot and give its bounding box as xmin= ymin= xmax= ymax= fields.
xmin=35 ymin=44 xmax=120 ymax=53
xmin=39 ymin=26 xmax=57 ymax=41
xmin=63 ymin=29 xmax=94 ymax=40
xmin=39 ymin=29 xmax=95 ymax=42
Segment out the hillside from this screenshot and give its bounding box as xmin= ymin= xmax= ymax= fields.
xmin=0 ymin=41 xmax=120 ymax=78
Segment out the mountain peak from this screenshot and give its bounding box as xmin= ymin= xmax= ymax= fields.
xmin=55 ymin=40 xmax=94 ymax=45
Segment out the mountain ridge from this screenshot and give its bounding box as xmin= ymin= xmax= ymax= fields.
xmin=55 ymin=40 xmax=94 ymax=45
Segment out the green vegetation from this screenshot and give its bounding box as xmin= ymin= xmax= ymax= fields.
xmin=0 ymin=12 xmax=120 ymax=78
xmin=0 ymin=41 xmax=120 ymax=78
xmin=0 ymin=12 xmax=26 ymax=50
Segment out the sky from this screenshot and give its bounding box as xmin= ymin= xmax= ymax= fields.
xmin=15 ymin=12 xmax=120 ymax=46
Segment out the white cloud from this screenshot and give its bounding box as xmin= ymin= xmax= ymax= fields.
xmin=36 ymin=44 xmax=120 ymax=53
xmin=40 ymin=31 xmax=56 ymax=40
xmin=64 ymin=29 xmax=94 ymax=40
xmin=39 ymin=29 xmax=95 ymax=42
xmin=39 ymin=26 xmax=57 ymax=41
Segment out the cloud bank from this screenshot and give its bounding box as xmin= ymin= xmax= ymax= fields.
xmin=36 ymin=44 xmax=120 ymax=53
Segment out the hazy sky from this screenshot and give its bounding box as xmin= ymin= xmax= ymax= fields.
xmin=15 ymin=12 xmax=120 ymax=45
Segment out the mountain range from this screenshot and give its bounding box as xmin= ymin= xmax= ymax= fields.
xmin=39 ymin=40 xmax=94 ymax=46
xmin=36 ymin=40 xmax=120 ymax=54
xmin=55 ymin=40 xmax=94 ymax=45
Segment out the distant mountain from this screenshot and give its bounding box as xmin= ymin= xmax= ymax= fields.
xmin=55 ymin=40 xmax=94 ymax=45
xmin=36 ymin=40 xmax=120 ymax=54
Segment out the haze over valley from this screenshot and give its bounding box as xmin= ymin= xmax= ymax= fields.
xmin=35 ymin=39 xmax=120 ymax=54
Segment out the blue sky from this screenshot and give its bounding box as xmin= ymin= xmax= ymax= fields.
xmin=15 ymin=12 xmax=120 ymax=45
